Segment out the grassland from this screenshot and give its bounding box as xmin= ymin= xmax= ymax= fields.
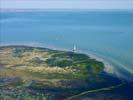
xmin=0 ymin=45 xmax=128 ymax=100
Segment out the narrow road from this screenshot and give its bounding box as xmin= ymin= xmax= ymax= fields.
xmin=66 ymin=82 xmax=125 ymax=100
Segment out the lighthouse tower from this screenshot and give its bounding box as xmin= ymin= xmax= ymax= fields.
xmin=73 ymin=45 xmax=77 ymax=52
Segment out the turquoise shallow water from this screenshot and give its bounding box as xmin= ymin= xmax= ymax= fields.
xmin=0 ymin=11 xmax=133 ymax=74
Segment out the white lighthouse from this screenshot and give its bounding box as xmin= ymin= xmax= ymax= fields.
xmin=73 ymin=44 xmax=77 ymax=52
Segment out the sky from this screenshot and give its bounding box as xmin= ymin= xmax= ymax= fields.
xmin=1 ymin=0 xmax=133 ymax=11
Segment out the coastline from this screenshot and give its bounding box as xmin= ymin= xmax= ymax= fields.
xmin=0 ymin=43 xmax=133 ymax=82
xmin=1 ymin=43 xmax=133 ymax=100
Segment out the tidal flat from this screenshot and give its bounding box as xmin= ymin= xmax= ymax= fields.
xmin=0 ymin=45 xmax=133 ymax=100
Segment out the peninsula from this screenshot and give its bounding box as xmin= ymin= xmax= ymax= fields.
xmin=0 ymin=45 xmax=132 ymax=100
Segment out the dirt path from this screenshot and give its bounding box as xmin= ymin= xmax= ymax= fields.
xmin=66 ymin=81 xmax=125 ymax=100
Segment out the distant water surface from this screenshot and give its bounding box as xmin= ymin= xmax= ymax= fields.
xmin=0 ymin=11 xmax=133 ymax=74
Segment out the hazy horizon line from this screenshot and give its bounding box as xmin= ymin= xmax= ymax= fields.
xmin=1 ymin=9 xmax=133 ymax=12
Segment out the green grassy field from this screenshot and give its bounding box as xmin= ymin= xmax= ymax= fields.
xmin=0 ymin=46 xmax=127 ymax=100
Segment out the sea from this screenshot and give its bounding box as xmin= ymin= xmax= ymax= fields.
xmin=0 ymin=11 xmax=133 ymax=80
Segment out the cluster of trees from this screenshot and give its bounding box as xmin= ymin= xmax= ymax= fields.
xmin=12 ymin=48 xmax=25 ymax=57
xmin=46 ymin=52 xmax=104 ymax=74
xmin=30 ymin=57 xmax=44 ymax=66
xmin=46 ymin=58 xmax=73 ymax=67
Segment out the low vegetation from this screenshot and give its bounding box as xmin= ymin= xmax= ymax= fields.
xmin=0 ymin=46 xmax=108 ymax=100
